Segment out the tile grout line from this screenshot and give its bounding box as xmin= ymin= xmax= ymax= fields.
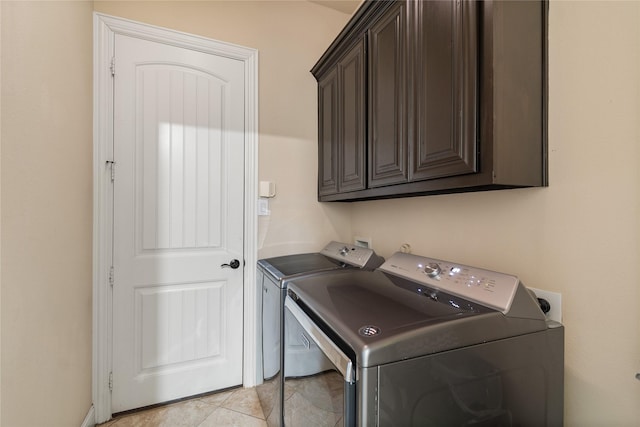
xmin=102 ymin=386 xmax=267 ymax=426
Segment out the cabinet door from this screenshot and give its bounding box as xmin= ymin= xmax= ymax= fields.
xmin=318 ymin=68 xmax=339 ymax=196
xmin=410 ymin=0 xmax=478 ymax=181
xmin=338 ymin=38 xmax=367 ymax=193
xmin=368 ymin=1 xmax=408 ymax=188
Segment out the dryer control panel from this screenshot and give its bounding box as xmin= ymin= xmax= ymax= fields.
xmin=379 ymin=252 xmax=520 ymax=314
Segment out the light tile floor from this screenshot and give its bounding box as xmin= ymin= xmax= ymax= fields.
xmin=98 ymin=387 xmax=267 ymax=427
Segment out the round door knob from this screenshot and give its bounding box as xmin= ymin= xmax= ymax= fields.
xmin=221 ymin=259 xmax=241 ymax=269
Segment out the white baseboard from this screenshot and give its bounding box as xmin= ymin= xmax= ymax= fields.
xmin=81 ymin=405 xmax=95 ymax=427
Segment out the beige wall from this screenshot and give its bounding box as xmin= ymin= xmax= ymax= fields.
xmin=93 ymin=0 xmax=354 ymax=260
xmin=1 ymin=1 xmax=353 ymax=425
xmin=0 ymin=1 xmax=94 ymax=426
xmin=0 ymin=2 xmax=3 ymax=423
xmin=350 ymin=1 xmax=640 ymax=425
xmin=1 ymin=1 xmax=638 ymax=426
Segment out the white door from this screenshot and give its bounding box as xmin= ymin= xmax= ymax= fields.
xmin=111 ymin=33 xmax=245 ymax=413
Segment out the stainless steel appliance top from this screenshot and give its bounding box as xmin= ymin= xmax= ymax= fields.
xmin=257 ymin=241 xmax=384 ymax=284
xmin=286 ymin=252 xmax=548 ymax=368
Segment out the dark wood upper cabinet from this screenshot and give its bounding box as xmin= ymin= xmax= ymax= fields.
xmin=317 ymin=38 xmax=366 ymax=196
xmin=368 ymin=1 xmax=408 ymax=188
xmin=339 ymin=38 xmax=367 ymax=193
xmin=317 ymin=67 xmax=339 ymax=196
xmin=410 ymin=0 xmax=478 ymax=182
xmin=311 ymin=0 xmax=548 ymax=202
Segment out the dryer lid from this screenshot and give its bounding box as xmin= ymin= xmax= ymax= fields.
xmin=287 ymin=269 xmax=547 ymax=367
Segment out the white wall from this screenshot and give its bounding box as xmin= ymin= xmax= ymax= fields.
xmin=350 ymin=1 xmax=640 ymax=425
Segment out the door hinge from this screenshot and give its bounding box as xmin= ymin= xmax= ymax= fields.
xmin=106 ymin=160 xmax=115 ymax=182
xmin=110 ymin=57 xmax=115 ymax=76
xmin=109 ymin=371 xmax=113 ymax=392
xmin=109 ymin=266 xmax=114 ymax=287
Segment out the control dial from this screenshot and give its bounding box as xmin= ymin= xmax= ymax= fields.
xmin=424 ymin=262 xmax=441 ymax=278
xmin=339 ymin=246 xmax=350 ymax=256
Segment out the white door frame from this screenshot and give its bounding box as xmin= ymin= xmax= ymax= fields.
xmin=92 ymin=13 xmax=258 ymax=424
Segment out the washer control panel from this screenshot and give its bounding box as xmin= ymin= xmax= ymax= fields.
xmin=379 ymin=252 xmax=520 ymax=314
xmin=321 ymin=241 xmax=382 ymax=269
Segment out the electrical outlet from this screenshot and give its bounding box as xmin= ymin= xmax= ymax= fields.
xmin=528 ymin=287 xmax=562 ymax=324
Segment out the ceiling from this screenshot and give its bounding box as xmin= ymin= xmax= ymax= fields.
xmin=308 ymin=0 xmax=361 ymax=15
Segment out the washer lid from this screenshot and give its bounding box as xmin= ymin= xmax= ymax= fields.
xmin=287 ymin=270 xmax=547 ymax=367
xmin=258 ymin=252 xmax=346 ymax=282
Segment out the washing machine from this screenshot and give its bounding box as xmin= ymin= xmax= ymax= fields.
xmin=283 ymin=251 xmax=564 ymax=426
xmin=255 ymin=241 xmax=384 ymax=426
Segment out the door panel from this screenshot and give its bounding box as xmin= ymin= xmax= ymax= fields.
xmin=139 ymin=66 xmax=226 ymax=250
xmin=368 ymin=2 xmax=408 ymax=188
xmin=410 ymin=0 xmax=478 ymax=181
xmin=317 ymin=37 xmax=366 ymax=196
xmin=136 ymin=282 xmax=224 ymax=371
xmin=339 ymin=38 xmax=366 ymax=193
xmin=112 ymin=33 xmax=244 ymax=413
xmin=318 ymin=68 xmax=339 ymax=196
